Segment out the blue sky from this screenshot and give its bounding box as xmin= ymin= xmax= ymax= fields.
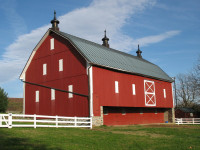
xmin=0 ymin=0 xmax=199 ymax=98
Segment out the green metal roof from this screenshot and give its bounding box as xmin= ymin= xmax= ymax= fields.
xmin=55 ymin=30 xmax=173 ymax=82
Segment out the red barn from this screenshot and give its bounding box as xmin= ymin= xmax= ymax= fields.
xmin=20 ymin=12 xmax=175 ymax=126
xmin=175 ymin=108 xmax=199 ymax=118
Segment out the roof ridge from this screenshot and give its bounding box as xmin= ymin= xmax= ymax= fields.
xmin=51 ymin=29 xmax=172 ymax=82
xmin=58 ymin=31 xmax=157 ymax=66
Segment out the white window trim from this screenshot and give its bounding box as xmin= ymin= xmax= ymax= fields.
xmin=50 ymin=38 xmax=54 ymax=50
xmin=36 ymin=90 xmax=39 ymax=102
xmin=59 ymin=59 xmax=63 ymax=72
xmin=132 ymin=84 xmax=136 ymax=95
xmin=163 ymin=89 xmax=166 ymax=98
xmin=43 ymin=64 xmax=47 ymax=75
xmin=115 ymin=81 xmax=119 ymax=93
xmin=51 ymin=89 xmax=55 ymax=100
xmin=68 ymin=85 xmax=73 ymax=98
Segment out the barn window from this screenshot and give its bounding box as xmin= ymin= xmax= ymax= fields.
xmin=43 ymin=64 xmax=47 ymax=75
xmin=132 ymin=84 xmax=136 ymax=95
xmin=50 ymin=38 xmax=54 ymax=50
xmin=68 ymin=85 xmax=73 ymax=98
xmin=59 ymin=59 xmax=63 ymax=72
xmin=140 ymin=108 xmax=143 ymax=114
xmin=115 ymin=81 xmax=119 ymax=93
xmin=51 ymin=89 xmax=55 ymax=100
xmin=35 ymin=90 xmax=39 ymax=102
xmin=122 ymin=108 xmax=126 ymax=115
xmin=163 ymin=89 xmax=166 ymax=98
xmin=155 ymin=109 xmax=157 ymax=114
xmin=103 ymin=108 xmax=108 ymax=115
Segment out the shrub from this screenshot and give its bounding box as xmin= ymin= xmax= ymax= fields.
xmin=0 ymin=87 xmax=8 ymax=113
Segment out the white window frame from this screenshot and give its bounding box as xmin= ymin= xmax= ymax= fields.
xmin=50 ymin=38 xmax=54 ymax=50
xmin=43 ymin=64 xmax=47 ymax=75
xmin=51 ymin=89 xmax=55 ymax=100
xmin=132 ymin=84 xmax=136 ymax=95
xmin=115 ymin=81 xmax=119 ymax=93
xmin=59 ymin=59 xmax=63 ymax=72
xmin=163 ymin=89 xmax=166 ymax=98
xmin=68 ymin=85 xmax=73 ymax=98
xmin=35 ymin=90 xmax=39 ymax=102
xmin=144 ymin=80 xmax=156 ymax=106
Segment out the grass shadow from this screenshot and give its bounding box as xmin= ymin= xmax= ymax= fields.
xmin=0 ymin=129 xmax=61 ymax=150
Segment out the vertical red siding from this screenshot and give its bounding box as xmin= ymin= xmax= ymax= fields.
xmin=92 ymin=66 xmax=173 ymax=124
xmin=25 ymin=31 xmax=173 ymax=124
xmin=25 ymin=33 xmax=89 ymax=117
xmin=175 ymin=109 xmax=198 ymax=118
xmin=103 ymin=107 xmax=164 ymax=125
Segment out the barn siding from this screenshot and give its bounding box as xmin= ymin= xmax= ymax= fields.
xmin=175 ymin=109 xmax=198 ymax=118
xmin=103 ymin=107 xmax=164 ymax=125
xmin=93 ymin=66 xmax=173 ymax=117
xmin=25 ymin=33 xmax=89 ymax=117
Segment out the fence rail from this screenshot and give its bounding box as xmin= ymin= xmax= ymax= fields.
xmin=0 ymin=113 xmax=92 ymax=129
xmin=175 ymin=118 xmax=200 ymax=125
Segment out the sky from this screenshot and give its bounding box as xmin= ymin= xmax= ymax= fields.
xmin=0 ymin=0 xmax=199 ymax=98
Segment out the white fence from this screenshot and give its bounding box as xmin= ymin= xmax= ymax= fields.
xmin=175 ymin=118 xmax=200 ymax=125
xmin=0 ymin=113 xmax=92 ymax=129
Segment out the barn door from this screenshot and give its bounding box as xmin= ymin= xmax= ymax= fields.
xmin=144 ymin=80 xmax=156 ymax=106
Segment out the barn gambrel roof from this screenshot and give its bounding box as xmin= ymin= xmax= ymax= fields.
xmin=55 ymin=30 xmax=173 ymax=82
xmin=20 ymin=29 xmax=173 ymax=82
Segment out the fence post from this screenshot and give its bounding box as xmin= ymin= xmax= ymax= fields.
xmin=56 ymin=116 xmax=58 ymax=128
xmin=193 ymin=118 xmax=194 ymax=124
xmin=90 ymin=117 xmax=92 ymax=129
xmin=75 ymin=116 xmax=77 ymax=127
xmin=181 ymin=118 xmax=183 ymax=124
xmin=0 ymin=114 xmax=2 ymax=127
xmin=8 ymin=113 xmax=12 ymax=128
xmin=34 ymin=114 xmax=36 ymax=128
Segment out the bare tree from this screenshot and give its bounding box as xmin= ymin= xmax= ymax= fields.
xmin=176 ymin=74 xmax=193 ymax=107
xmin=176 ymin=56 xmax=200 ymax=109
xmin=192 ymin=57 xmax=200 ymax=101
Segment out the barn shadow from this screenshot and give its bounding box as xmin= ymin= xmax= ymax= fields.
xmin=0 ymin=129 xmax=61 ymax=150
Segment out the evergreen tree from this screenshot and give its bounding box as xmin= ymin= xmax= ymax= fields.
xmin=0 ymin=87 xmax=8 ymax=113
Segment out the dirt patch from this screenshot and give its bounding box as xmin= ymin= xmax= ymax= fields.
xmin=93 ymin=127 xmax=172 ymax=138
xmin=141 ymin=124 xmax=200 ymax=129
xmin=110 ymin=130 xmax=171 ymax=138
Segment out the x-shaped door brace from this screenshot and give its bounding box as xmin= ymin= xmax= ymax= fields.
xmin=145 ymin=82 xmax=154 ymax=93
xmin=144 ymin=80 xmax=156 ymax=106
xmin=146 ymin=94 xmax=155 ymax=105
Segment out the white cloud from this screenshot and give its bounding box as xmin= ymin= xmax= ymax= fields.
xmin=0 ymin=0 xmax=180 ymax=85
xmin=59 ymin=0 xmax=156 ymax=51
xmin=134 ymin=30 xmax=181 ymax=47
xmin=0 ymin=25 xmax=49 ymax=83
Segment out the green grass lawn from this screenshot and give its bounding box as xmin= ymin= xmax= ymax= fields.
xmin=0 ymin=124 xmax=199 ymax=150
